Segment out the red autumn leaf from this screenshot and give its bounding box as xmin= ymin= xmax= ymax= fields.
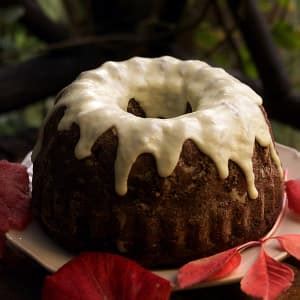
xmin=286 ymin=180 xmax=300 ymax=214
xmin=43 ymin=252 xmax=172 ymax=300
xmin=275 ymin=234 xmax=300 ymax=260
xmin=177 ymin=247 xmax=241 ymax=288
xmin=241 ymin=247 xmax=294 ymax=300
xmin=0 ymin=161 xmax=31 ymax=256
xmin=207 ymin=252 xmax=241 ymax=281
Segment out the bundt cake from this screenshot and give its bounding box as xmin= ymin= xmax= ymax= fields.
xmin=32 ymin=56 xmax=284 ymax=267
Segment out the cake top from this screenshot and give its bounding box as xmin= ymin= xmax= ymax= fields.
xmin=32 ymin=56 xmax=282 ymax=199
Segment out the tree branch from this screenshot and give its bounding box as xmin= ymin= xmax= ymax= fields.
xmin=226 ymin=0 xmax=292 ymax=101
xmin=159 ymin=0 xmax=188 ymax=23
xmin=0 ymin=37 xmax=149 ymax=113
xmin=177 ymin=1 xmax=211 ymax=34
xmin=0 ymin=0 xmax=70 ymax=43
xmin=90 ymin=0 xmax=154 ymax=34
xmin=211 ymin=0 xmax=245 ymax=72
xmin=204 ymin=26 xmax=236 ymax=58
xmin=264 ymin=93 xmax=300 ymax=129
xmin=20 ymin=0 xmax=70 ymax=43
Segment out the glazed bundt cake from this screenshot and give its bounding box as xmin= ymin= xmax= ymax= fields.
xmin=32 ymin=56 xmax=284 ymax=267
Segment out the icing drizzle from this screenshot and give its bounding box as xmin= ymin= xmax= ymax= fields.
xmin=32 ymin=56 xmax=282 ymax=199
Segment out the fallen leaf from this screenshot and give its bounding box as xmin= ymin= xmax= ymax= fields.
xmin=275 ymin=234 xmax=300 ymax=260
xmin=43 ymin=252 xmax=172 ymax=300
xmin=0 ymin=161 xmax=31 ymax=256
xmin=286 ymin=180 xmax=300 ymax=214
xmin=177 ymin=247 xmax=241 ymax=288
xmin=241 ymin=247 xmax=294 ymax=300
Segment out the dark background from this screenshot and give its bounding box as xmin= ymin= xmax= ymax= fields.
xmin=1 ymin=0 xmax=300 ymax=161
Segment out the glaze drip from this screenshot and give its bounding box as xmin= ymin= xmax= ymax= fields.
xmin=32 ymin=56 xmax=282 ymax=199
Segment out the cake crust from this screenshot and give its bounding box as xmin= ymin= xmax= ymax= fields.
xmin=32 ymin=104 xmax=283 ymax=267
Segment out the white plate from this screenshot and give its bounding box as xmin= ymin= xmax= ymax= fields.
xmin=5 ymin=143 xmax=300 ymax=289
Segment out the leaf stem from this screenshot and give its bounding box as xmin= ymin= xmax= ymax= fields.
xmin=237 ymin=240 xmax=261 ymax=252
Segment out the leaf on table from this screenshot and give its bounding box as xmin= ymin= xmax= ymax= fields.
xmin=177 ymin=247 xmax=241 ymax=288
xmin=0 ymin=160 xmax=31 ymax=256
xmin=241 ymin=247 xmax=294 ymax=300
xmin=286 ymin=180 xmax=300 ymax=214
xmin=42 ymin=252 xmax=172 ymax=300
xmin=275 ymin=234 xmax=300 ymax=260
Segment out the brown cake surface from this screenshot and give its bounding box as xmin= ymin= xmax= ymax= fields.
xmin=32 ymin=57 xmax=284 ymax=267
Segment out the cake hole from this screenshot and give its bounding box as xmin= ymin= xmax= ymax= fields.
xmin=185 ymin=102 xmax=193 ymax=114
xmin=126 ymin=99 xmax=193 ymax=119
xmin=127 ymin=99 xmax=146 ymax=118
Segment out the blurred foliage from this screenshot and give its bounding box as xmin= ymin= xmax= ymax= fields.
xmin=192 ymin=0 xmax=300 ymax=84
xmin=0 ymin=4 xmax=46 ymax=136
xmin=0 ymin=99 xmax=53 ymax=135
xmin=1 ymin=0 xmax=300 ymax=149
xmin=0 ymin=6 xmax=44 ymax=63
xmin=271 ymin=120 xmax=300 ymax=150
xmin=36 ymin=0 xmax=68 ymax=23
xmin=195 ymin=22 xmax=223 ymax=52
xmin=272 ymin=21 xmax=300 ymax=49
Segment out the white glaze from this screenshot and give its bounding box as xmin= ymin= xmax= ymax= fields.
xmin=32 ymin=56 xmax=282 ymax=198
